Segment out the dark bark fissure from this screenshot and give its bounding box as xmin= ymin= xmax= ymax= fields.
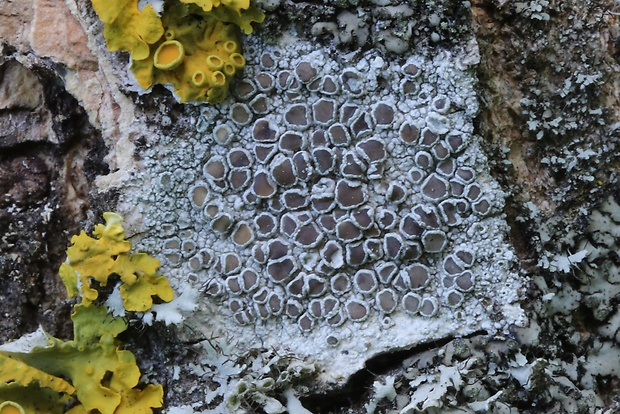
xmin=0 ymin=57 xmax=114 ymax=342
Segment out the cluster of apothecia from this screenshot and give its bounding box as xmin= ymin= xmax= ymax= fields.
xmin=149 ymin=42 xmax=498 ymax=334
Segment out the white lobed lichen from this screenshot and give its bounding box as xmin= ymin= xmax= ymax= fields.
xmin=118 ymin=28 xmax=525 ymax=390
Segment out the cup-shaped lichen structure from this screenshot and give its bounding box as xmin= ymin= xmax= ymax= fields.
xmin=154 ymin=40 xmax=185 ymax=70
xmin=0 ymin=402 xmax=25 ymax=414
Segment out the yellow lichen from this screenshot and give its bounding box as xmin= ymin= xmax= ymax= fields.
xmin=0 ymin=213 xmax=169 ymax=414
xmin=90 ymin=0 xmax=265 ymax=103
xmin=131 ymin=2 xmax=251 ymax=103
xmin=1 ymin=305 xmax=164 ymax=414
xmin=91 ymin=0 xmax=164 ymax=60
xmin=0 ymin=401 xmax=25 ymax=414
xmin=180 ymin=0 xmax=251 ymax=13
xmin=60 ymin=212 xmax=174 ymax=311
xmin=0 ymin=353 xmax=76 ymax=396
xmin=208 ymin=2 xmax=265 ymax=35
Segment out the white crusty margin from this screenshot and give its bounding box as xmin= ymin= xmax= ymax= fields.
xmin=123 ymin=32 xmax=526 ymax=392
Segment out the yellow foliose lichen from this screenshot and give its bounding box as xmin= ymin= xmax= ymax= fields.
xmin=180 ymin=0 xmax=250 ymax=13
xmin=181 ymin=0 xmax=265 ymax=35
xmin=90 ymin=0 xmax=265 ymax=103
xmin=1 ymin=305 xmax=163 ymax=414
xmin=91 ymin=0 xmax=164 ymax=60
xmin=60 ymin=212 xmax=174 ymax=310
xmin=208 ymin=2 xmax=265 ymax=35
xmin=131 ymin=2 xmax=252 ymax=103
xmin=0 ymin=353 xmax=76 ymax=396
xmin=1 ymin=213 xmax=168 ymax=414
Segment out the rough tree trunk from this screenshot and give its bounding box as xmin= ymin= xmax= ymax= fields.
xmin=1 ymin=0 xmax=620 ymax=413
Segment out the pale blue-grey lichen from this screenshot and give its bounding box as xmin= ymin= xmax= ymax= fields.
xmin=121 ymin=26 xmax=524 ymax=396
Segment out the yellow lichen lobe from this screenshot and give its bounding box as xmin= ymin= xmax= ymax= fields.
xmin=91 ymin=0 xmax=164 ymax=60
xmin=60 ymin=212 xmax=174 ymax=311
